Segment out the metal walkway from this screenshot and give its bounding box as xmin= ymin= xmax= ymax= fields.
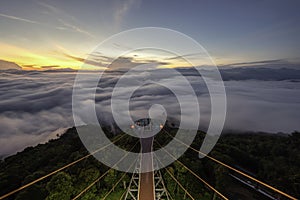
xmin=124 ymin=118 xmax=170 ymax=200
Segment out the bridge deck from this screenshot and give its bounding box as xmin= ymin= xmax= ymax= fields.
xmin=138 ymin=137 xmax=155 ymax=200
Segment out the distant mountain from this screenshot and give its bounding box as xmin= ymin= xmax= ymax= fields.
xmin=43 ymin=68 xmax=77 ymax=73
xmin=0 ymin=60 xmax=22 ymax=70
xmin=220 ymin=67 xmax=300 ymax=81
xmin=174 ymin=66 xmax=300 ymax=81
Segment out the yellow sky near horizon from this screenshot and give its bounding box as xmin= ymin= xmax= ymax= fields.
xmin=0 ymin=42 xmax=227 ymax=71
xmin=0 ymin=42 xmax=84 ymax=70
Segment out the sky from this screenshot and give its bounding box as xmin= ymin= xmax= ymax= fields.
xmin=0 ymin=0 xmax=300 ymax=70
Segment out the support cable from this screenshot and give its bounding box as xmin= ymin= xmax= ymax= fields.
xmin=0 ymin=133 xmax=127 ymax=200
xmin=102 ymin=160 xmax=136 ymax=200
xmin=162 ymin=129 xmax=297 ymax=200
xmin=72 ymin=141 xmax=138 ymax=200
xmin=156 ymin=141 xmax=228 ymax=200
xmin=155 ymin=154 xmax=195 ymax=200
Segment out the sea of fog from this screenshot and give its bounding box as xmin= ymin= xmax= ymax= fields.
xmin=0 ymin=67 xmax=300 ymax=156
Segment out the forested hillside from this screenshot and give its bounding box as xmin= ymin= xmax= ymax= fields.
xmin=0 ymin=127 xmax=299 ymax=199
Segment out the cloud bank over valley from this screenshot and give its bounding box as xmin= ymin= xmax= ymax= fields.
xmin=0 ymin=67 xmax=300 ymax=156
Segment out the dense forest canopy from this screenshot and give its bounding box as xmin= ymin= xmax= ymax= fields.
xmin=0 ymin=126 xmax=299 ymax=200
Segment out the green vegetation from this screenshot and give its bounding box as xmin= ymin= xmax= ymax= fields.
xmin=0 ymin=127 xmax=299 ymax=199
xmin=155 ymin=129 xmax=300 ymax=199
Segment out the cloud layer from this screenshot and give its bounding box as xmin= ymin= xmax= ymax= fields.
xmin=0 ymin=67 xmax=300 ymax=156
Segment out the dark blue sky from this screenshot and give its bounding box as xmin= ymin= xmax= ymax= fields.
xmin=0 ymin=0 xmax=299 ymax=69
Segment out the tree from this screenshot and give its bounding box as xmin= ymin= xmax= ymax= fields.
xmin=46 ymin=172 xmax=73 ymax=200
